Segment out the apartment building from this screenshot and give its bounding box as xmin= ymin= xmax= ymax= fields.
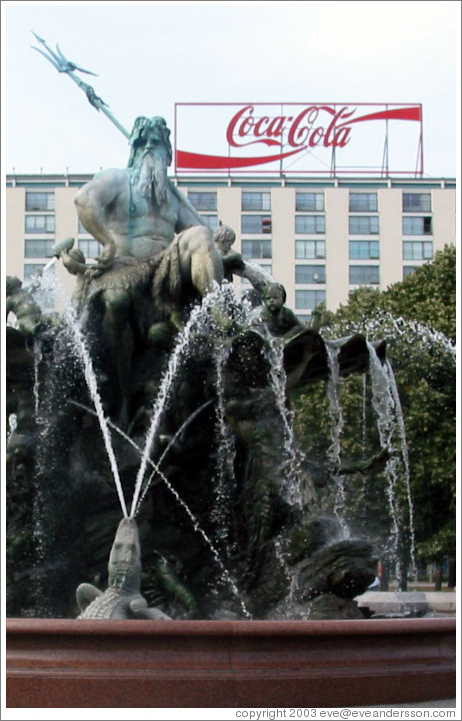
xmin=5 ymin=173 xmax=456 ymax=319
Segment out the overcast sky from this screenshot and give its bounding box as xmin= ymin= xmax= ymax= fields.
xmin=2 ymin=0 xmax=460 ymax=177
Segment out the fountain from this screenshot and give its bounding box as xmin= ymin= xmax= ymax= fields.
xmin=5 ymin=39 xmax=455 ymax=708
xmin=6 ymin=270 xmax=388 ymax=622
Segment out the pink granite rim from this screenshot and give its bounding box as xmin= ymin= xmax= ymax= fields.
xmin=6 ymin=616 xmax=456 ymax=638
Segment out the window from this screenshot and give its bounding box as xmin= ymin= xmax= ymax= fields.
xmin=349 ymin=193 xmax=377 ymax=212
xmin=200 ymin=214 xmax=219 ymax=230
xmin=402 ymin=193 xmax=431 ymax=212
xmin=24 ymin=239 xmax=55 ymax=258
xmin=241 ymin=215 xmax=272 ymax=233
xmin=402 ymin=216 xmax=432 ymax=235
xmin=402 ymin=241 xmax=433 ymax=260
xmin=25 ymin=192 xmax=55 ymax=212
xmin=349 ymin=266 xmax=380 ymax=285
xmin=295 ymin=215 xmax=325 ymax=234
xmin=187 ymin=192 xmax=217 ymax=211
xmin=25 ymin=215 xmax=55 ymax=233
xmin=349 ymin=241 xmax=380 ymax=259
xmin=296 ymin=192 xmax=324 ymax=211
xmin=78 ymin=239 xmax=101 ymax=259
xmin=295 ymin=240 xmax=325 ymax=259
xmin=349 ymin=216 xmax=379 ymax=234
xmin=296 ymin=315 xmax=311 ymax=324
xmin=241 ymin=239 xmax=272 ymax=259
xmin=242 ymin=192 xmax=271 ymax=211
xmin=403 ymin=266 xmax=418 ymax=278
xmin=295 ymin=290 xmax=326 ymax=309
xmin=78 ymin=220 xmax=90 ymax=234
xmin=295 ymin=265 xmax=326 ymax=284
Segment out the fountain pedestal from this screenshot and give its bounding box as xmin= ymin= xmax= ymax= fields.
xmin=6 ymin=617 xmax=455 ymax=708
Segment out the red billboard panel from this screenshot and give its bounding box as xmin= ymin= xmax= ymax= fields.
xmin=174 ymin=103 xmax=423 ymax=176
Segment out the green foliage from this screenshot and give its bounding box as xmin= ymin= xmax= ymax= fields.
xmin=323 ymin=245 xmax=456 ymax=341
xmin=293 ymin=246 xmax=457 ymax=569
xmin=385 ymin=245 xmax=456 ymax=342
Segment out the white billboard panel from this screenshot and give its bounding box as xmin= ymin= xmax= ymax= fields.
xmin=174 ymin=103 xmax=423 ymax=176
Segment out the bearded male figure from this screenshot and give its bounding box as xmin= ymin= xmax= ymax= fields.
xmin=74 ymin=115 xmax=223 ymax=291
xmin=72 ymin=117 xmax=224 ymax=423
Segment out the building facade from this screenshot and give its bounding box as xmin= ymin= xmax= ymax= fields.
xmin=5 ymin=173 xmax=456 ymax=319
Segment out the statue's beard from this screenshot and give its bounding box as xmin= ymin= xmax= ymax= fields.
xmin=133 ymin=146 xmax=169 ymax=206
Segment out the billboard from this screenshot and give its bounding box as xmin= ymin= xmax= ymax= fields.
xmin=174 ymin=102 xmax=423 ymax=176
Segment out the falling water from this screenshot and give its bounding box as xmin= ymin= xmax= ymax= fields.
xmin=33 ymin=339 xmax=43 ymax=417
xmin=209 ymin=283 xmax=251 ymax=527
xmin=25 ymin=360 xmax=58 ymax=617
xmin=357 ymin=373 xmax=369 ymax=499
xmin=385 ymin=360 xmax=417 ymax=578
xmin=23 ymin=262 xmax=58 ymax=314
xmin=133 ymin=400 xmax=213 ymax=513
xmin=66 ymin=310 xmax=128 ymax=518
xmin=358 ymin=311 xmax=456 ymax=361
xmin=388 ymin=315 xmax=456 ymax=359
xmin=8 ymin=269 xmax=67 ymax=615
xmin=70 ymin=399 xmax=251 ymax=618
xmin=131 ymin=284 xmax=249 ymax=518
xmin=129 ymin=285 xmax=252 ymax=616
xmin=211 ymin=340 xmax=237 ymax=546
xmin=325 ymin=344 xmax=349 ymax=536
xmin=130 ymin=292 xmax=220 ymax=516
xmin=361 ymin=374 xmax=368 ymax=454
xmin=263 ymin=331 xmax=303 ymax=508
xmin=326 ymin=344 xmax=343 ymax=464
xmin=42 ymin=256 xmax=57 ymax=274
xmin=367 ymin=343 xmax=407 ymax=585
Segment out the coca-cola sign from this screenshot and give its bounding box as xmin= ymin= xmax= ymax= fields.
xmin=174 ymin=102 xmax=423 ymax=175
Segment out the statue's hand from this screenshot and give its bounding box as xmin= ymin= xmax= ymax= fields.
xmin=85 ymin=245 xmax=116 ymax=279
xmin=52 ymin=237 xmax=75 ymax=258
xmin=96 ymin=243 xmax=116 ymax=266
xmin=86 ymin=242 xmax=116 ymax=277
xmin=85 ymin=265 xmax=105 ymax=280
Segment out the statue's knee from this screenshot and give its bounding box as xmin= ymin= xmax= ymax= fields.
xmin=179 ymin=225 xmax=213 ymax=254
xmin=103 ymin=289 xmax=131 ymax=315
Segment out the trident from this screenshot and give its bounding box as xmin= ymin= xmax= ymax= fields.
xmin=30 ymin=33 xmax=206 ymax=233
xmin=31 ymin=31 xmax=130 ymax=139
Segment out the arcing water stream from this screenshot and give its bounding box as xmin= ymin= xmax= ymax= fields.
xmin=325 ymin=344 xmax=349 ymax=537
xmin=367 ymin=343 xmax=417 ymax=583
xmin=67 ymin=309 xmax=129 ymax=518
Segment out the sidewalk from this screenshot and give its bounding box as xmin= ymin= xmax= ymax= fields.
xmin=355 ymin=589 xmax=456 ymax=616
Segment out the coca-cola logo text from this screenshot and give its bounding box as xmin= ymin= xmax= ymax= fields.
xmin=226 ymin=105 xmax=355 ymax=149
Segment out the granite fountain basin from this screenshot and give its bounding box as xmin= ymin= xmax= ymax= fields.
xmin=6 ymin=616 xmax=456 ymax=708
